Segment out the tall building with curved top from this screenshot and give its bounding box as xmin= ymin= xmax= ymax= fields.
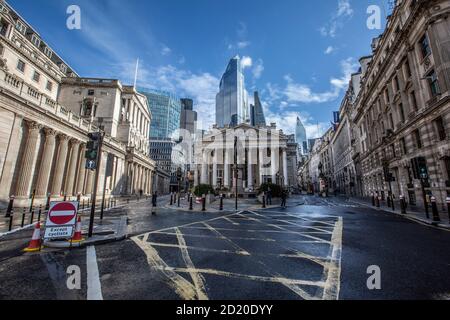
xmin=216 ymin=55 xmax=249 ymax=127
xmin=296 ymin=117 xmax=308 ymax=155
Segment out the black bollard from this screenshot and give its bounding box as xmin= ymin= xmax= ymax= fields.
xmin=37 ymin=205 xmax=42 ymax=223
xmin=262 ymin=194 xmax=266 ymax=208
xmin=170 ymin=193 xmax=173 ymax=205
xmin=219 ymin=195 xmax=223 ymax=211
xmin=21 ymin=208 xmax=26 ymax=228
xmin=63 ymin=193 xmax=67 ymax=201
xmin=372 ymin=193 xmax=375 ymax=206
xmin=5 ymin=195 xmax=14 ymax=218
xmin=45 ymin=193 xmax=51 ymax=211
xmin=430 ymin=196 xmax=441 ymax=222
xmin=400 ymin=195 xmax=406 ymax=214
xmin=82 ymin=199 xmax=85 ymax=210
xmin=376 ymin=194 xmax=380 ymax=208
xmin=447 ymin=197 xmax=450 ymax=223
xmin=391 ymin=194 xmax=395 ymax=211
xmin=189 ymin=196 xmax=193 ymax=211
xmin=202 ymin=194 xmax=206 ymax=212
xmin=29 ymin=209 xmax=35 ymax=225
xmin=8 ymin=210 xmax=14 ymax=231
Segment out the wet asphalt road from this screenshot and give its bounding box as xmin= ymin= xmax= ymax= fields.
xmin=1 ymin=195 xmax=450 ymax=300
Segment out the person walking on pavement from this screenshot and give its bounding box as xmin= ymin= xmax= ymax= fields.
xmin=281 ymin=189 xmax=287 ymax=209
xmin=151 ymin=192 xmax=158 ymax=215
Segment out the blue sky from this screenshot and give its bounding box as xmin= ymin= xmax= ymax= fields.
xmin=9 ymin=0 xmax=393 ymax=137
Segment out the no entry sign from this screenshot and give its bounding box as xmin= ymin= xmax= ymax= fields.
xmin=44 ymin=201 xmax=78 ymax=240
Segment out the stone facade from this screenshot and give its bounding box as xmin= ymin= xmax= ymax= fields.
xmin=352 ymin=0 xmax=450 ymax=211
xmin=0 ymin=2 xmax=155 ymax=207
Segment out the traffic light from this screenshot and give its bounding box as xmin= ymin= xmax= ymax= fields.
xmin=411 ymin=157 xmax=428 ymax=180
xmin=85 ymin=132 xmax=101 ymax=170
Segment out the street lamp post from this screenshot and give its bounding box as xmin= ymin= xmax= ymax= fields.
xmin=234 ymin=137 xmax=238 ymax=211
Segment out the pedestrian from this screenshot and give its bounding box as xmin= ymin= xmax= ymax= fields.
xmin=139 ymin=189 xmax=143 ymax=198
xmin=267 ymin=187 xmax=272 ymax=205
xmin=151 ymin=192 xmax=158 ymax=215
xmin=281 ymin=189 xmax=287 ymax=209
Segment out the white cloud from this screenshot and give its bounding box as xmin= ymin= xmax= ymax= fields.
xmin=264 ymin=109 xmax=330 ymax=139
xmin=241 ymin=56 xmax=253 ymax=69
xmin=281 ymin=58 xmax=358 ymax=103
xmin=237 ymin=41 xmax=251 ymax=49
xmin=320 ymin=0 xmax=354 ymax=38
xmin=252 ymin=59 xmax=264 ymax=79
xmin=324 ymin=46 xmax=335 ymax=54
xmin=161 ymin=45 xmax=172 ymax=56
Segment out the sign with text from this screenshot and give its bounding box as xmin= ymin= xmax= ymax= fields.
xmin=44 ymin=201 xmax=78 ymax=240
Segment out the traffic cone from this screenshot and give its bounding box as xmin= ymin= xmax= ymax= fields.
xmin=24 ymin=222 xmax=42 ymax=252
xmin=70 ymin=217 xmax=84 ymax=243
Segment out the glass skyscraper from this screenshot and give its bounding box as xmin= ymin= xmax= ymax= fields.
xmin=140 ymin=89 xmax=181 ymax=139
xmin=216 ymin=55 xmax=249 ymax=127
xmin=296 ymin=117 xmax=308 ymax=155
xmin=250 ymin=91 xmax=266 ymax=126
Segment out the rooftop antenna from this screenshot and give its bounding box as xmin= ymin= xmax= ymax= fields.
xmin=133 ymin=58 xmax=139 ymax=89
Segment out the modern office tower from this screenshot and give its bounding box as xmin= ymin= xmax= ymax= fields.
xmin=216 ymin=55 xmax=249 ymax=127
xmin=141 ymin=89 xmax=181 ymax=139
xmin=141 ymin=89 xmax=182 ymax=191
xmin=180 ymin=98 xmax=197 ymax=135
xmin=296 ymin=117 xmax=308 ymax=154
xmin=250 ymin=91 xmax=266 ymax=126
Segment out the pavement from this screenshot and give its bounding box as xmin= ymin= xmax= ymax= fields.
xmin=1 ymin=194 xmax=450 ymax=300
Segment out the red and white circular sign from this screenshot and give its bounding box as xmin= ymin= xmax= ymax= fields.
xmin=48 ymin=202 xmax=77 ymax=225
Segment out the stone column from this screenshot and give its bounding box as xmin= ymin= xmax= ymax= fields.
xmin=271 ymin=147 xmax=278 ymax=183
xmin=283 ymin=148 xmax=288 ymax=187
xmin=194 ymin=165 xmax=199 ymax=187
xmin=75 ymin=143 xmax=87 ymax=195
xmin=201 ymin=151 xmax=208 ymax=184
xmin=248 ymin=147 xmax=254 ymax=189
xmin=259 ymin=147 xmax=264 ymax=184
xmin=85 ymin=169 xmax=94 ymax=195
xmin=35 ymin=128 xmax=57 ymax=197
xmin=64 ymin=139 xmax=81 ymax=196
xmin=16 ymin=121 xmax=41 ymax=198
xmin=51 ymin=135 xmax=70 ymax=196
xmin=224 ymin=149 xmax=230 ymax=187
xmin=213 ymin=150 xmax=218 ymax=188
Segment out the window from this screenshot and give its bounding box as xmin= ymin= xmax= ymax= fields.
xmin=400 ymin=137 xmax=407 ymax=155
xmin=434 ymin=116 xmax=446 ymax=141
xmin=413 ymin=129 xmax=422 ymax=149
xmin=16 ymin=59 xmax=25 ymax=72
xmin=419 ymin=35 xmax=431 ymax=58
xmin=46 ymin=80 xmax=53 ymax=92
xmin=399 ymin=103 xmax=405 ymax=123
xmin=410 ymin=91 xmax=418 ymax=111
xmin=32 ymin=71 xmax=40 ymax=83
xmin=15 ymin=20 xmax=26 ymax=34
xmin=59 ymin=64 xmax=67 ymax=73
xmin=405 ymin=59 xmax=412 ymax=78
xmin=389 ymin=113 xmax=394 ymax=130
xmin=384 ymin=88 xmax=390 ymax=104
xmin=0 ymin=18 xmax=10 ymax=37
xmin=31 ymin=34 xmax=40 ymax=47
xmin=88 ymin=89 xmax=95 ymax=96
xmin=427 ymin=70 xmax=440 ymax=96
xmin=394 ymin=76 xmax=400 ymax=92
xmin=43 ymin=46 xmax=53 ymax=58
xmin=391 ymin=144 xmax=396 ymax=158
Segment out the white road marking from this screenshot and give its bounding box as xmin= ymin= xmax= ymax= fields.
xmin=86 ymin=246 xmax=103 ymax=300
xmin=321 ymin=217 xmax=343 ymax=300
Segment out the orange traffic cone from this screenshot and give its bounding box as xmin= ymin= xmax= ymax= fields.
xmin=24 ymin=222 xmax=42 ymax=252
xmin=70 ymin=217 xmax=84 ymax=243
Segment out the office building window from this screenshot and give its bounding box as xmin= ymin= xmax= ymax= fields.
xmin=427 ymin=70 xmax=440 ymax=96
xmin=16 ymin=59 xmax=25 ymax=72
xmin=400 ymin=137 xmax=407 ymax=155
xmin=410 ymin=91 xmax=418 ymax=111
xmin=46 ymin=80 xmax=53 ymax=92
xmin=419 ymin=35 xmax=431 ymax=58
xmin=434 ymin=116 xmax=446 ymax=141
xmin=413 ymin=129 xmax=422 ymax=149
xmin=399 ymin=103 xmax=405 ymax=123
xmin=31 ymin=34 xmax=40 ymax=47
xmin=32 ymin=71 xmax=40 ymax=83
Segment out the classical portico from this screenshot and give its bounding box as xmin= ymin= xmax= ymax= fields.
xmin=193 ymin=124 xmax=291 ymax=194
